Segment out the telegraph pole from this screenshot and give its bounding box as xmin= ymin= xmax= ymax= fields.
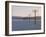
xmin=28 ymin=14 xmax=31 ymax=24
xmin=34 ymin=10 xmax=37 ymax=24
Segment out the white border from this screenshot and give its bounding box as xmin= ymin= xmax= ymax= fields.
xmin=9 ymin=3 xmax=44 ymax=34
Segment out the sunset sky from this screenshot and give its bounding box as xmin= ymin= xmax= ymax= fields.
xmin=12 ymin=5 xmax=41 ymax=17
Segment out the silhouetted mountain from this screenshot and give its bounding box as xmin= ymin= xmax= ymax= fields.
xmin=12 ymin=16 xmax=41 ymax=19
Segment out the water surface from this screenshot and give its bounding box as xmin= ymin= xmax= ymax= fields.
xmin=12 ymin=17 xmax=41 ymax=31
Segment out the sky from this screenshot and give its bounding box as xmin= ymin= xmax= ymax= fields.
xmin=12 ymin=5 xmax=41 ymax=17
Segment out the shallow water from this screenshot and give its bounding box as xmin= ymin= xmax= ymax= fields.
xmin=12 ymin=17 xmax=41 ymax=31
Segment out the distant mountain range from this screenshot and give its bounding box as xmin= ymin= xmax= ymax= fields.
xmin=12 ymin=16 xmax=41 ymax=19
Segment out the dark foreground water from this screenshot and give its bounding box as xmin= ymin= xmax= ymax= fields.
xmin=12 ymin=17 xmax=41 ymax=31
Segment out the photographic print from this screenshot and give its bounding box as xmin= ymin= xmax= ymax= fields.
xmin=5 ymin=1 xmax=45 ymax=36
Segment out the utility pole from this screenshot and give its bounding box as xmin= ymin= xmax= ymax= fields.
xmin=28 ymin=14 xmax=31 ymax=24
xmin=33 ymin=9 xmax=37 ymax=24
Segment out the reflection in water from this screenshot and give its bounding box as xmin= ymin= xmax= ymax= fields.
xmin=12 ymin=16 xmax=41 ymax=31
